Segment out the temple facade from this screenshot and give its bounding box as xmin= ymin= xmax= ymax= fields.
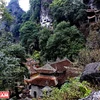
xmin=24 ymin=58 xmax=81 ymax=98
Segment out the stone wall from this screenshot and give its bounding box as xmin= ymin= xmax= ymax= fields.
xmin=30 ymin=85 xmax=43 ymax=98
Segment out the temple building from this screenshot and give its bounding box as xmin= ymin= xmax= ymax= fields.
xmin=86 ymin=9 xmax=100 ymax=23
xmin=24 ymin=58 xmax=81 ymax=98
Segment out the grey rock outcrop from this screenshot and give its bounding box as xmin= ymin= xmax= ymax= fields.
xmin=80 ymin=62 xmax=100 ymax=84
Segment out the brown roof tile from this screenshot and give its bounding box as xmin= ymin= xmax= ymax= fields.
xmin=34 ymin=64 xmax=56 ymax=74
xmin=24 ymin=75 xmax=58 ymax=86
xmin=50 ymin=58 xmax=72 ymax=73
xmin=24 ymin=58 xmax=39 ymax=75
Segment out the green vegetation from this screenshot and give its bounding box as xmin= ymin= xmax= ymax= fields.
xmin=40 ymin=21 xmax=85 ymax=61
xmin=79 ymin=22 xmax=100 ymax=66
xmin=31 ymin=50 xmax=40 ymax=60
xmin=0 ymin=0 xmax=5 ymax=14
xmin=19 ymin=0 xmax=86 ymax=62
xmin=0 ymin=30 xmax=28 ymax=90
xmin=79 ymin=49 xmax=100 ymax=66
xmin=20 ymin=21 xmax=41 ymax=54
xmin=0 ymin=1 xmax=13 ymax=31
xmin=50 ymin=0 xmax=87 ymax=26
xmin=1 ymin=0 xmax=100 ymax=99
xmin=29 ymin=0 xmax=41 ymax=22
xmin=39 ymin=28 xmax=53 ymax=61
xmin=42 ymin=77 xmax=92 ymax=100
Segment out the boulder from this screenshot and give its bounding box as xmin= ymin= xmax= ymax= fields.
xmin=80 ymin=62 xmax=100 ymax=84
xmin=79 ymin=91 xmax=100 ymax=100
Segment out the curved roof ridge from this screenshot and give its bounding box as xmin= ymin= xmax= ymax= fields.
xmin=34 ymin=63 xmax=56 ymax=71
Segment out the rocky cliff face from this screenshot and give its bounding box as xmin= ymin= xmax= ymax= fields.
xmin=7 ymin=0 xmax=24 ymax=34
xmin=83 ymin=0 xmax=100 ymax=9
xmin=40 ymin=0 xmax=53 ymax=28
xmin=0 ymin=0 xmax=24 ymax=38
xmin=7 ymin=0 xmax=24 ymax=24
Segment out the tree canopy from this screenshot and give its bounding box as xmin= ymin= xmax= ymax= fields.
xmin=50 ymin=0 xmax=87 ymax=26
xmin=20 ymin=21 xmax=41 ymax=54
xmin=29 ymin=0 xmax=41 ymax=22
xmin=39 ymin=21 xmax=85 ymax=61
xmin=0 ymin=30 xmax=28 ymax=90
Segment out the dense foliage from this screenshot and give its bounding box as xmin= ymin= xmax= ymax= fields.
xmin=0 ymin=30 xmax=28 ymax=90
xmin=19 ymin=0 xmax=86 ymax=62
xmin=29 ymin=0 xmax=41 ymax=22
xmin=20 ymin=21 xmax=40 ymax=54
xmin=39 ymin=21 xmax=85 ymax=61
xmin=50 ymin=0 xmax=87 ymax=26
xmin=1 ymin=0 xmax=100 ymax=99
xmin=79 ymin=22 xmax=100 ymax=66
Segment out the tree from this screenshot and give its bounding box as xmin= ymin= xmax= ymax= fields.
xmin=2 ymin=8 xmax=13 ymax=22
xmin=39 ymin=28 xmax=53 ymax=59
xmin=0 ymin=30 xmax=13 ymax=49
xmin=21 ymin=11 xmax=31 ymax=23
xmin=0 ymin=0 xmax=13 ymax=31
xmin=79 ymin=49 xmax=100 ymax=66
xmin=0 ymin=51 xmax=20 ymax=88
xmin=86 ymin=22 xmax=100 ymax=49
xmin=12 ymin=24 xmax=20 ymax=37
xmin=0 ymin=4 xmax=13 ymax=31
xmin=2 ymin=43 xmax=26 ymax=62
xmin=50 ymin=0 xmax=66 ymax=23
xmin=0 ymin=0 xmax=5 ymax=19
xmin=0 ymin=31 xmax=28 ymax=91
xmin=20 ymin=21 xmax=41 ymax=54
xmin=42 ymin=21 xmax=85 ymax=61
xmin=50 ymin=0 xmax=87 ymax=26
xmin=29 ymin=0 xmax=41 ymax=22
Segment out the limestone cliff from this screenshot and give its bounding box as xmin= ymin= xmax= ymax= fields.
xmin=40 ymin=0 xmax=53 ymax=28
xmin=7 ymin=0 xmax=24 ymax=37
xmin=7 ymin=0 xmax=24 ymax=24
xmin=0 ymin=0 xmax=24 ymax=38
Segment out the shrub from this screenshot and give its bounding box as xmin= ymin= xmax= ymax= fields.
xmin=60 ymin=77 xmax=91 ymax=99
xmin=31 ymin=50 xmax=40 ymax=60
xmin=79 ymin=49 xmax=100 ymax=66
xmin=42 ymin=77 xmax=91 ymax=100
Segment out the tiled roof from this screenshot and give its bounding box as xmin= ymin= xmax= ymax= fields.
xmin=50 ymin=58 xmax=72 ymax=73
xmin=33 ymin=63 xmax=56 ymax=74
xmin=86 ymin=9 xmax=95 ymax=12
xmin=24 ymin=58 xmax=39 ymax=75
xmin=25 ymin=58 xmax=72 ymax=74
xmin=94 ymin=10 xmax=100 ymax=13
xmin=88 ymin=15 xmax=95 ymax=19
xmin=24 ymin=58 xmax=75 ymax=87
xmin=24 ymin=75 xmax=58 ymax=86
